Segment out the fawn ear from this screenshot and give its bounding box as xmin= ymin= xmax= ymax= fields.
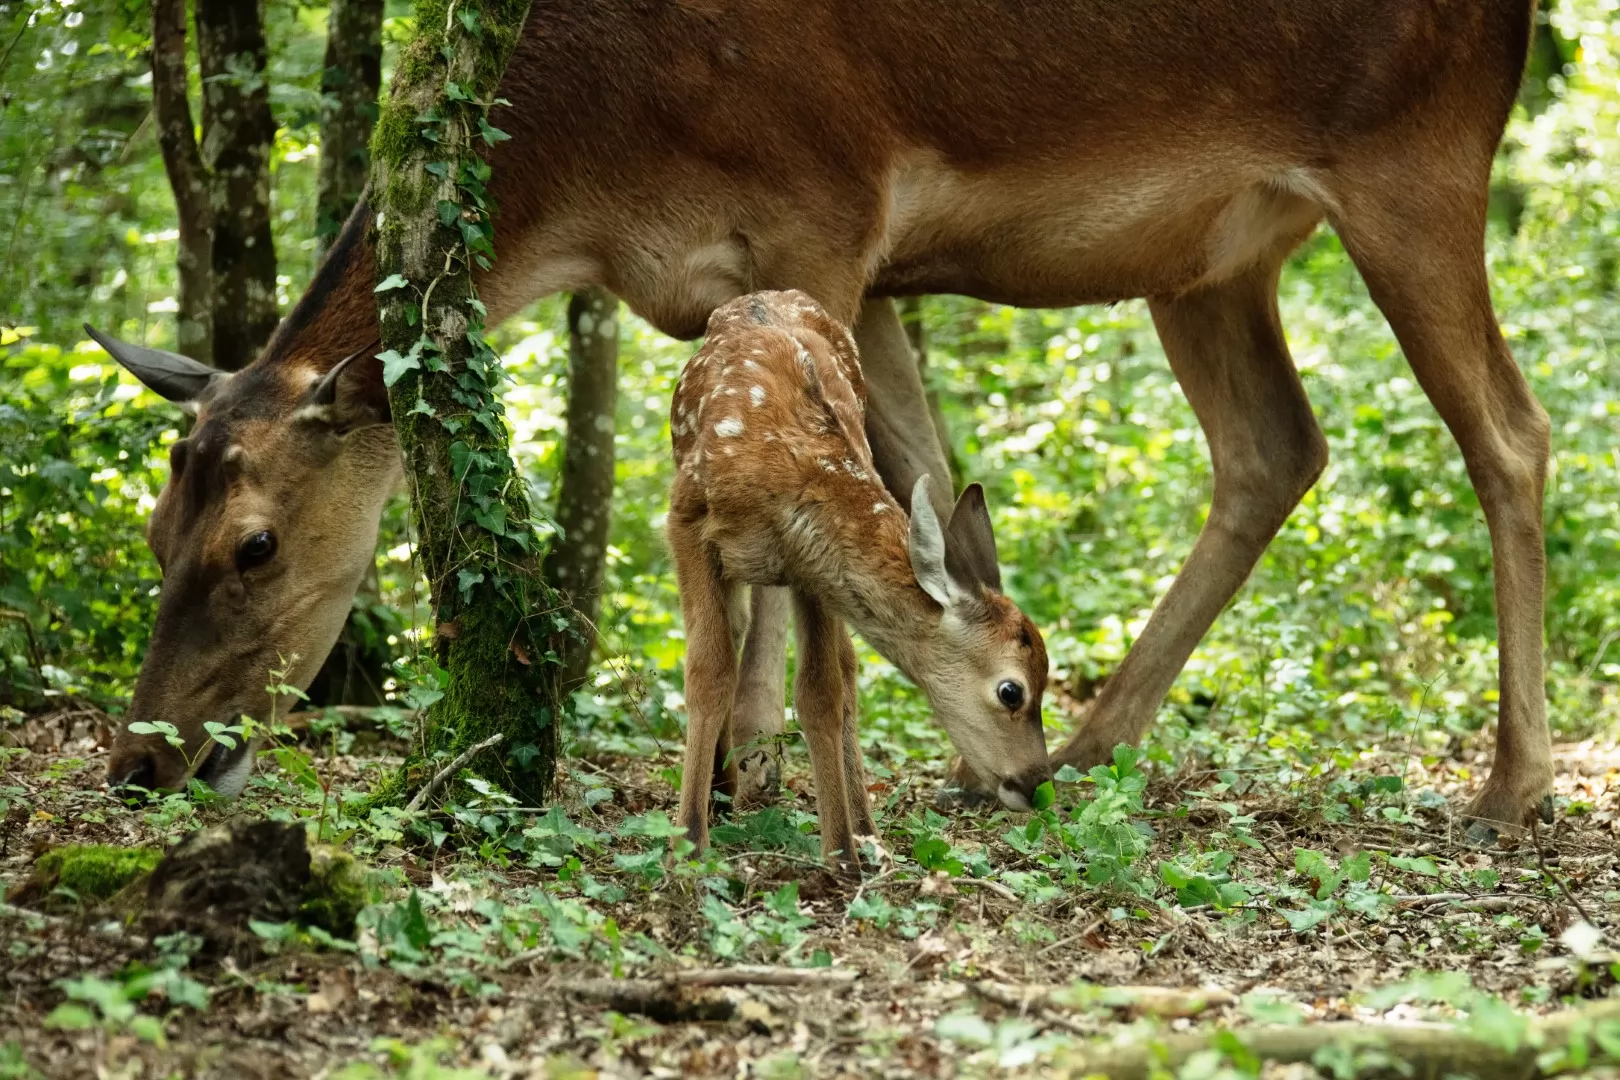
xmin=909 ymin=474 xmax=955 ymax=607
xmin=944 ymin=483 xmax=1001 ymax=593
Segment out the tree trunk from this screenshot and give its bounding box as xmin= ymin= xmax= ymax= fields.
xmin=371 ymin=0 xmax=558 ymax=807
xmin=150 ymin=0 xmax=213 ymax=364
xmin=196 ymin=0 xmax=277 ymax=371
xmin=315 ymin=0 xmax=384 ymax=260
xmin=542 ymin=287 xmax=620 ymax=694
xmin=900 ymin=296 xmax=962 ymax=492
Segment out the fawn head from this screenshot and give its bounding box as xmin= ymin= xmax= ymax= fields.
xmin=905 ymin=474 xmax=1051 ymax=810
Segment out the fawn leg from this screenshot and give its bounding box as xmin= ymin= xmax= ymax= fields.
xmin=672 ymin=522 xmax=739 ymax=853
xmin=836 ymin=630 xmax=877 ymax=840
xmin=1328 ymin=160 xmax=1553 ymax=840
xmin=731 ymin=585 xmax=791 ymax=806
xmin=792 ymin=592 xmax=860 ymax=875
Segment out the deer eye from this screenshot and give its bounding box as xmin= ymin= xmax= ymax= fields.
xmin=236 ymin=530 xmax=277 ymax=571
xmin=996 ymin=680 xmax=1025 ymax=710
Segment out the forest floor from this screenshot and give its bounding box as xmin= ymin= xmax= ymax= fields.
xmin=2 ymin=702 xmax=1619 ymax=1079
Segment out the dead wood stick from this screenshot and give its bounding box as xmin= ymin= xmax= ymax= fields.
xmin=1070 ymin=998 xmax=1620 ymax=1080
xmin=668 ymin=965 xmax=858 ymax=988
xmin=404 ymin=733 xmax=504 ymax=812
xmin=970 ymin=980 xmax=1092 ymax=1036
xmin=976 ymin=981 xmax=1236 ymax=1021
xmin=556 ymin=966 xmax=858 ymax=1023
xmin=957 ymin=877 xmax=1021 ymax=903
xmin=1532 ymin=816 xmax=1598 ymax=927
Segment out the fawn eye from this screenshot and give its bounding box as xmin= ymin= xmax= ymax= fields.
xmin=236 ymin=530 xmax=277 ymax=571
xmin=997 ymin=680 xmax=1025 ymax=710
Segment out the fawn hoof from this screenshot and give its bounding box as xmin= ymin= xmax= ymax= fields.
xmin=733 ymin=749 xmax=781 ymax=809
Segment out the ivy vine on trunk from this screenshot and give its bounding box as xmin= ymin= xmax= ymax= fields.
xmin=369 ymin=0 xmax=563 ymax=807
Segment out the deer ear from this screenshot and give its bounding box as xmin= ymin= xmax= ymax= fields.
xmin=944 ymin=482 xmax=1002 ymax=593
xmin=908 ymin=474 xmax=955 ymax=607
xmin=85 ymin=323 xmax=225 ymax=405
xmin=297 ymin=345 xmax=390 ymax=434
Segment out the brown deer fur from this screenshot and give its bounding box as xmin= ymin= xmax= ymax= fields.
xmin=96 ymin=0 xmax=1552 ymax=838
xmin=668 ymin=292 xmax=1049 ymax=868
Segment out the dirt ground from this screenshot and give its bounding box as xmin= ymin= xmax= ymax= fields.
xmin=2 ymin=704 xmax=1617 ymax=1079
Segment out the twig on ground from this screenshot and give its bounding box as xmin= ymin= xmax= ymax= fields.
xmin=1035 ymin=917 xmax=1104 ymax=958
xmin=554 ymin=966 xmax=859 ymax=1023
xmin=957 ymin=877 xmax=1020 ymax=903
xmin=404 ymin=732 xmax=504 ymax=812
xmin=1531 ymin=816 xmax=1597 ymax=927
xmin=969 ymin=980 xmax=1091 ymax=1036
xmin=1394 ymin=892 xmax=1537 ymax=913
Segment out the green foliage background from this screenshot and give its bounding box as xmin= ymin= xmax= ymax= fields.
xmin=1 ymin=0 xmax=1616 ymax=789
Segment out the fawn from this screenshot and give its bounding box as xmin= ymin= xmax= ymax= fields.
xmin=668 ymin=290 xmax=1051 ymax=872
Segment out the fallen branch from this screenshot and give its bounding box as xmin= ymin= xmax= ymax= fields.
xmin=556 ymin=965 xmax=858 ymax=1023
xmin=957 ymin=877 xmax=1021 ymax=903
xmin=969 ymin=981 xmax=1092 ymax=1036
xmin=1069 ymin=997 xmax=1620 ymax=1080
xmin=404 ymin=732 xmax=503 ymax=812
xmin=1395 ymin=892 xmax=1539 ymax=913
xmin=671 ymin=965 xmax=859 ymax=989
xmin=973 ymin=980 xmax=1236 ymax=1022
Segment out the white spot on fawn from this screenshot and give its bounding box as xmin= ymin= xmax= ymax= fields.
xmin=749 ymin=386 xmax=766 ymax=406
xmin=872 ymin=503 xmax=889 ymax=514
xmin=715 ymin=418 xmax=744 ymax=438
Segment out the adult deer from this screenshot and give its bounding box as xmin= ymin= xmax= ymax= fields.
xmin=669 ymin=291 xmax=1050 ymax=868
xmin=94 ymin=0 xmax=1551 ymax=840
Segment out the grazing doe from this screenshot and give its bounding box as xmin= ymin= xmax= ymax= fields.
xmin=668 ymin=290 xmax=1051 ymax=871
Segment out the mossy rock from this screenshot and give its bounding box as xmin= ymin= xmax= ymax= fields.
xmin=10 ymin=844 xmax=161 ymax=911
xmin=301 ymin=844 xmax=370 ymax=938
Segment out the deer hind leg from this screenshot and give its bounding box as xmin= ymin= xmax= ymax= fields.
xmin=791 ymin=592 xmax=861 ymax=875
xmin=730 ymin=585 xmax=791 ymax=807
xmin=1049 ymin=256 xmax=1328 ymax=775
xmin=858 ymin=296 xmax=956 ymax=521
xmin=1328 ymin=166 xmax=1553 ymax=840
xmin=672 ymin=521 xmax=740 ymax=853
xmin=835 ymin=630 xmax=877 ymax=841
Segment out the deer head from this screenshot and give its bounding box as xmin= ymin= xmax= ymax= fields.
xmin=87 ymin=326 xmax=400 ymax=795
xmin=904 ymin=474 xmax=1050 ymax=810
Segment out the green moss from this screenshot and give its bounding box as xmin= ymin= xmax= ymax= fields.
xmin=300 ymin=845 xmax=370 ymax=938
xmin=32 ymin=844 xmax=161 ymax=903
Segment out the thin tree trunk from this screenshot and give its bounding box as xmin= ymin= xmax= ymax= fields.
xmin=900 ymin=296 xmax=962 ymax=492
xmin=543 ymin=287 xmax=620 ymax=694
xmin=315 ymin=0 xmax=384 ymax=261
xmin=150 ymin=0 xmax=213 ymax=363
xmin=196 ymin=0 xmax=277 ymax=371
xmin=371 ymin=0 xmax=557 ymax=806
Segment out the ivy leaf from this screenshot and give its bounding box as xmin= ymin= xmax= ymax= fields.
xmin=408 ymin=397 xmax=435 ymax=417
xmin=477 ymin=117 xmax=511 ymax=145
xmin=424 ymin=161 xmax=450 ymax=178
xmin=473 ymin=504 xmax=507 ymax=536
xmin=378 ymin=348 xmax=420 ymax=388
xmin=457 ymin=7 xmax=482 ymax=35
xmin=456 ymin=569 xmax=484 ymax=598
xmin=437 ymin=200 xmax=461 ymax=228
xmin=444 ymin=81 xmax=469 ymax=101
xmin=374 ymin=273 xmax=410 ymax=293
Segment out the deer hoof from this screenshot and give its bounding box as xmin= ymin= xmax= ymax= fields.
xmin=1461 ymin=782 xmax=1555 ymax=847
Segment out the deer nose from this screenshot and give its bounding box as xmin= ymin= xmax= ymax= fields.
xmin=995 ymin=764 xmax=1052 ymax=812
xmin=111 ymin=755 xmax=157 ymax=793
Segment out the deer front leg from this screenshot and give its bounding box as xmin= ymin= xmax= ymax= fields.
xmin=792 ymin=592 xmax=861 ymax=876
xmin=672 ymin=522 xmax=741 ymax=853
xmin=730 ymin=585 xmax=791 ymax=806
xmin=857 ymin=297 xmax=956 ymax=522
xmin=1051 ymin=258 xmax=1328 ymax=777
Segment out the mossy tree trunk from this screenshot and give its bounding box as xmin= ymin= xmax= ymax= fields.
xmin=542 ymin=287 xmax=620 ymax=694
xmin=315 ymin=0 xmax=384 ymax=259
xmin=370 ymin=0 xmax=561 ymax=806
